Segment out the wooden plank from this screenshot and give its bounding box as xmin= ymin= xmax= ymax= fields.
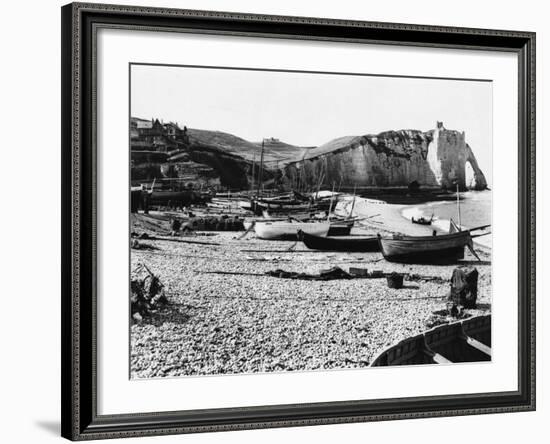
xmin=465 ymin=336 xmax=492 ymax=357
xmin=431 ymin=352 xmax=452 ymax=364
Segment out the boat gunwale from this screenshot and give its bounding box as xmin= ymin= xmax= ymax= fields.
xmin=381 ymin=230 xmax=472 ymax=243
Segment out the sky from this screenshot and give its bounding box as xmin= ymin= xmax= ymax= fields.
xmin=131 ymin=64 xmax=493 ymax=185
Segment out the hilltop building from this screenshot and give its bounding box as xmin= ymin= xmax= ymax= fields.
xmin=130 ymin=117 xmax=190 ymax=152
xmin=131 ymin=117 xmax=223 ymax=188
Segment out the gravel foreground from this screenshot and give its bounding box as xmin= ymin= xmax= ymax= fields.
xmin=130 ymin=222 xmax=492 ymax=379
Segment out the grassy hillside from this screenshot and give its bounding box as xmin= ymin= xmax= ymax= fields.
xmin=301 ymin=135 xmax=363 ymax=160
xmin=187 ymin=128 xmax=311 ymax=167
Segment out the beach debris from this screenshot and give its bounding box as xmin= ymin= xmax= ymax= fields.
xmin=349 ymin=267 xmax=369 ymax=277
xmin=265 ymin=267 xmax=352 ymax=281
xmin=348 ymin=268 xmax=384 ymax=278
xmin=425 ymin=308 xmax=472 ymax=328
xmin=132 ymin=235 xmax=220 ymax=246
xmin=240 ymin=249 xmax=335 ymax=254
xmin=245 ymin=256 xmax=290 ymax=262
xmin=386 ymin=272 xmax=405 ymax=289
xmin=407 ymin=273 xmax=446 ymax=284
xmin=183 ymin=216 xmax=245 ymax=232
xmin=448 ymin=266 xmax=479 ymax=309
xmin=131 ymin=231 xmax=151 ymax=239
xmin=200 ymin=268 xmax=440 ymax=284
xmin=130 ymin=239 xmax=160 ymax=251
xmin=131 ymin=263 xmax=168 ymax=321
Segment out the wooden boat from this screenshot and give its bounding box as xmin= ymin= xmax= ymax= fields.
xmin=378 ymin=230 xmax=477 ymax=264
xmin=370 ymin=315 xmax=491 ymax=366
xmin=150 ymin=190 xmax=196 ymax=206
xmin=243 ymin=216 xmax=289 ymax=231
xmin=237 ymin=199 xmax=253 ymax=211
xmin=254 ymin=221 xmax=330 ymax=240
xmin=327 ymin=220 xmax=354 ymax=236
xmin=411 ymin=215 xmax=433 ymax=225
xmin=252 ymin=200 xmax=331 ymax=213
xmin=262 ymin=209 xmax=327 ymax=221
xmin=299 ymin=230 xmax=379 ymax=252
xmin=256 ymin=191 xmax=308 ymax=203
xmin=379 ymin=185 xmax=489 ymax=264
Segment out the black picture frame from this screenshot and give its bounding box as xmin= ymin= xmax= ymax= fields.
xmin=61 ymin=2 xmax=536 ymax=440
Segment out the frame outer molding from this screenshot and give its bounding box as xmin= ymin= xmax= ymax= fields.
xmin=61 ymin=2 xmax=536 ymax=440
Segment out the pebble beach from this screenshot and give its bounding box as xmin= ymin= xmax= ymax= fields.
xmin=130 ymin=197 xmax=492 ymax=379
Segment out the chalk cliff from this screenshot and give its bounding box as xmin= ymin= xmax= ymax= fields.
xmin=130 ymin=117 xmax=488 ymax=191
xmin=283 ymin=122 xmax=488 ymax=191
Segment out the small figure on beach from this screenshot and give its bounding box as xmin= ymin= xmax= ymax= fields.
xmin=170 ymin=218 xmax=182 ymax=236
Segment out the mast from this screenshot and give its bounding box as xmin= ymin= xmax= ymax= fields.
xmin=251 ymin=152 xmax=256 ymax=193
xmin=349 ymin=185 xmax=357 ymax=218
xmin=298 ymin=148 xmax=308 ymax=193
xmin=456 ymin=182 xmax=462 ymax=230
xmin=327 ymin=182 xmax=336 ymax=221
xmin=315 ymin=172 xmax=325 ymax=200
xmin=256 ymin=140 xmax=265 ymax=197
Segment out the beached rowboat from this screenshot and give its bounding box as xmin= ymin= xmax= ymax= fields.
xmin=299 ymin=230 xmax=379 ymax=252
xmin=378 ymin=230 xmax=477 ymax=264
xmin=327 ymin=220 xmax=354 ymax=236
xmin=370 ymin=315 xmax=491 ymax=366
xmin=411 ymin=215 xmax=433 ymax=225
xmin=254 ymin=221 xmax=330 ymax=240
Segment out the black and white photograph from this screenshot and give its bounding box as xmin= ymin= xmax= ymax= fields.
xmin=129 ymin=64 xmax=493 ymax=378
xmin=0 ymin=0 xmax=543 ymax=442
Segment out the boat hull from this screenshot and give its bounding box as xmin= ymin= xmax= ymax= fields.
xmin=327 ymin=222 xmax=354 ymax=236
xmin=411 ymin=218 xmax=432 ymax=225
xmin=371 ymin=315 xmax=491 ymax=366
xmin=378 ymin=231 xmax=472 ymax=264
xmin=255 ymin=222 xmax=330 ymax=240
xmin=251 ymin=199 xmax=332 ymax=215
xmin=301 ymin=231 xmax=379 ymax=252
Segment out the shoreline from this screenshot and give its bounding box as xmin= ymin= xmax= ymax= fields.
xmin=338 ymin=195 xmax=492 ymax=252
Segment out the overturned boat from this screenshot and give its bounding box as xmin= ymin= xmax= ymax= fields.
xmin=299 ymin=230 xmax=379 ymax=252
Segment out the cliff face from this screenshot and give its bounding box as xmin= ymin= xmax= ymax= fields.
xmin=130 ymin=117 xmax=488 ymax=191
xmin=283 ymin=123 xmax=488 ymax=191
xmin=185 ymin=142 xmax=274 ymax=189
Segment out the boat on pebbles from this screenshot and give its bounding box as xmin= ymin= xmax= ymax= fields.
xmin=378 ymin=230 xmax=476 ymax=264
xmin=377 ymin=220 xmax=489 ymax=264
xmin=299 ymin=230 xmax=379 ymax=252
xmin=254 ymin=221 xmax=330 ymax=240
xmin=370 ymin=315 xmax=491 ymax=366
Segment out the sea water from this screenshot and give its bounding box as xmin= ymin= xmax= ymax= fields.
xmin=402 ymin=190 xmax=492 ymax=248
